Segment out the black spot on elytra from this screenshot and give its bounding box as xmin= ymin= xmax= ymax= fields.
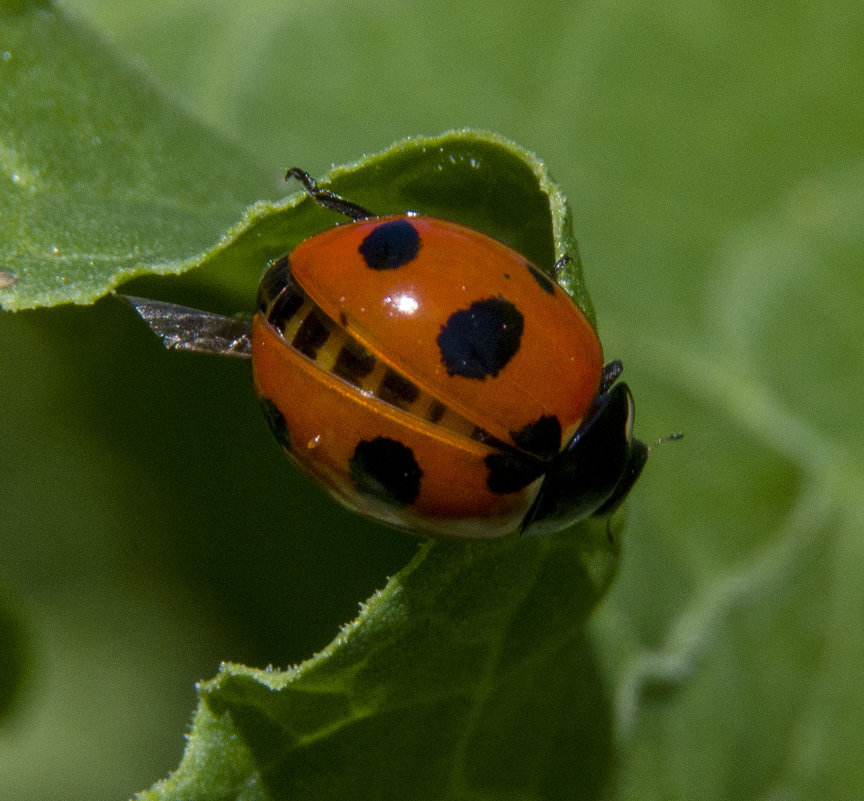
xmin=526 ymin=262 xmax=556 ymax=295
xmin=485 ymin=451 xmax=545 ymax=494
xmin=437 ymin=296 xmax=524 ymax=379
xmin=259 ymin=397 xmax=291 ymax=452
xmin=511 ymin=415 xmax=562 ymax=461
xmin=349 ymin=437 xmax=422 ymax=506
xmin=358 ymin=220 xmax=421 ymax=270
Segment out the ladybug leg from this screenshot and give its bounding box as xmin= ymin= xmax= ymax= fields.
xmin=552 ymin=242 xmax=582 ymax=277
xmin=285 ymin=167 xmax=374 ymax=221
xmin=552 ymin=254 xmax=571 ymax=276
xmin=599 ymin=360 xmax=623 ymax=394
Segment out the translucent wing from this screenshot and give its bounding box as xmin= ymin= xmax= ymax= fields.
xmin=120 ymin=295 xmax=252 ymax=359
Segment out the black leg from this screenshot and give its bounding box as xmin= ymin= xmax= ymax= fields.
xmin=285 ymin=167 xmax=374 ymax=220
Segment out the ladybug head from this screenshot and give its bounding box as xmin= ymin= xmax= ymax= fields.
xmin=521 ymin=380 xmax=649 ymax=536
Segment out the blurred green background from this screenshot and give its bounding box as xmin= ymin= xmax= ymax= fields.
xmin=1 ymin=0 xmax=862 ymax=799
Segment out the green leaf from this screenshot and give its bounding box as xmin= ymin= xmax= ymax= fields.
xmin=0 ymin=1 xmax=590 ymax=319
xmin=0 ymin=1 xmax=270 ymax=311
xmin=0 ymin=588 xmax=27 ymax=722
xmin=599 ymin=163 xmax=864 ymax=799
xmin=141 ymin=530 xmax=618 ymax=801
xmin=119 ymin=128 xmax=595 ymax=323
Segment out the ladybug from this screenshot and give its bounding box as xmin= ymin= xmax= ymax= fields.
xmin=124 ymin=168 xmax=652 ymax=538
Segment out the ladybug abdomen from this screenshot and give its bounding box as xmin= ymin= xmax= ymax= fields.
xmin=251 ymin=314 xmax=542 ymax=538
